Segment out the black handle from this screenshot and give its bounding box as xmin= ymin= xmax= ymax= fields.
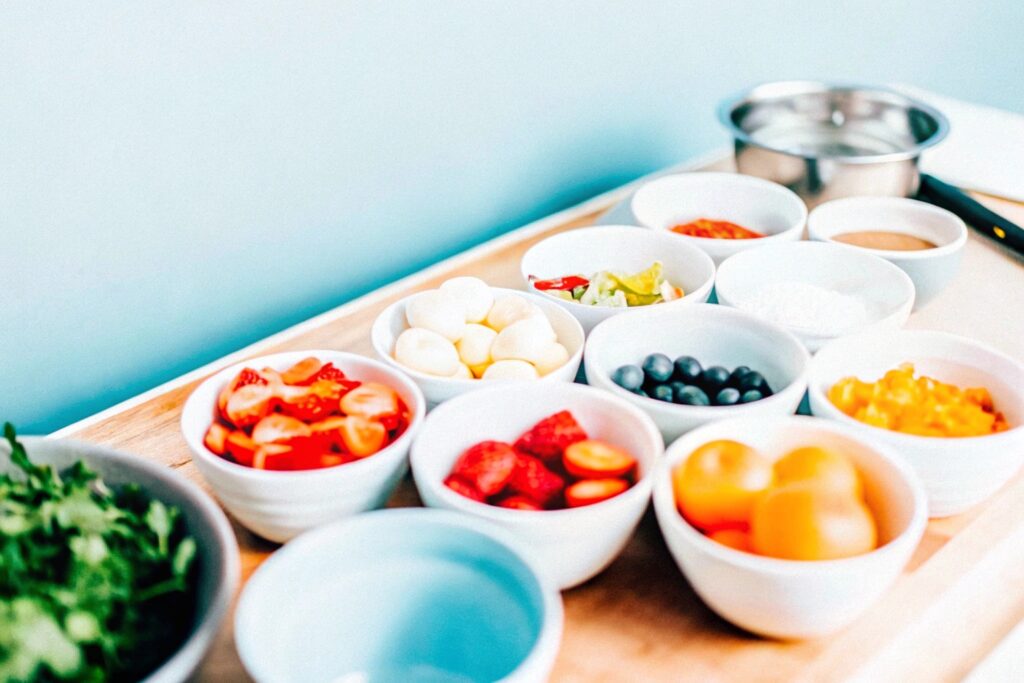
xmin=917 ymin=174 xmax=1024 ymax=256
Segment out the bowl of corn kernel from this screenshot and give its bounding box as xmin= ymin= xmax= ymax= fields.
xmin=808 ymin=330 xmax=1024 ymax=516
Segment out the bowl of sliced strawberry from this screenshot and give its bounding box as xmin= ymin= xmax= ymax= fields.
xmin=410 ymin=382 xmax=663 ymax=589
xmin=181 ymin=351 xmax=426 ymax=543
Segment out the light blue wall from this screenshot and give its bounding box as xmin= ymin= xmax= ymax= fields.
xmin=2 ymin=1 xmax=1022 ymax=433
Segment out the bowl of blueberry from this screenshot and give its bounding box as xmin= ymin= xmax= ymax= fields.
xmin=584 ymin=304 xmax=810 ymax=442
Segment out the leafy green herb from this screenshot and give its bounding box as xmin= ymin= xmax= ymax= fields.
xmin=0 ymin=423 xmax=197 ymax=681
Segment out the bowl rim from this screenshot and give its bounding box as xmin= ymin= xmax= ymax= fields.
xmin=716 ymin=80 xmax=950 ymax=164
xmin=410 ymin=382 xmax=663 ymax=522
xmin=807 ymin=330 xmax=1024 ymax=445
xmin=807 ymin=196 xmax=969 ymax=261
xmin=233 ymin=507 xmax=564 ymax=683
xmin=181 ymin=349 xmax=427 ymax=480
xmin=519 ymin=224 xmax=717 ymax=313
xmin=653 ymin=415 xmax=928 ymax=575
xmin=370 ymin=285 xmax=585 ymax=386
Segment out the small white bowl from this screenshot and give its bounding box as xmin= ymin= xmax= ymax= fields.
xmin=808 ymin=197 xmax=968 ymax=310
xmin=630 ymin=172 xmax=808 ymax=264
xmin=410 ymin=382 xmax=663 ymax=589
xmin=235 ymin=508 xmax=563 ymax=683
xmin=715 ymin=241 xmax=915 ymax=352
xmin=653 ymin=415 xmax=927 ymax=640
xmin=519 ymin=225 xmax=716 ymax=333
xmin=181 ymin=350 xmax=426 ymax=543
xmin=371 ymin=286 xmax=585 ymax=407
xmin=584 ymin=304 xmax=809 ymax=443
xmin=808 ymin=330 xmax=1024 ymax=517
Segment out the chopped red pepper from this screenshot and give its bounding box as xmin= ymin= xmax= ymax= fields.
xmin=671 ymin=219 xmax=765 ymax=240
xmin=531 ymin=275 xmax=590 ymax=291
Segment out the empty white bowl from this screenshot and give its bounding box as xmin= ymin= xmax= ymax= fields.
xmin=371 ymin=286 xmax=584 ymax=407
xmin=630 ymin=172 xmax=808 ymax=264
xmin=808 ymin=330 xmax=1024 ymax=517
xmin=653 ymin=415 xmax=927 ymax=639
xmin=808 ymin=197 xmax=968 ymax=310
xmin=236 ymin=508 xmax=563 ymax=683
xmin=410 ymin=382 xmax=663 ymax=589
xmin=584 ymin=304 xmax=809 ymax=443
xmin=715 ymin=241 xmax=915 ymax=352
xmin=181 ymin=350 xmax=426 ymax=543
xmin=519 ymin=225 xmax=716 ymax=333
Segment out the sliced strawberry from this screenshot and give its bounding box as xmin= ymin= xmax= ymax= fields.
xmin=296 ymin=362 xmax=358 ymax=388
xmin=565 ymin=478 xmax=629 ymax=508
xmin=217 ymin=367 xmax=269 ymax=415
xmin=496 ymin=495 xmax=544 ymax=511
xmin=506 ymin=453 xmax=564 ymax=506
xmin=340 ymin=382 xmax=399 ymax=420
xmin=252 ymin=442 xmax=295 ymax=470
xmin=203 ymin=423 xmax=231 ymax=455
xmin=224 ymin=430 xmax=258 ymax=467
xmin=224 ymin=383 xmax=276 ymax=428
xmin=450 ymin=441 xmax=518 ymax=496
xmin=513 ymin=411 xmax=587 ymax=462
xmin=280 ymin=357 xmax=324 ymax=385
xmin=251 ymin=414 xmax=313 ymax=444
xmin=444 ymin=475 xmax=486 ymax=503
xmin=563 ymin=439 xmax=637 ymax=479
xmin=277 ymin=380 xmax=341 ymax=422
xmin=339 ymin=416 xmax=387 ymax=457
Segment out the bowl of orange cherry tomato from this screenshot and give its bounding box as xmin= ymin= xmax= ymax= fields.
xmin=181 ymin=351 xmax=426 ymax=542
xmin=652 ymin=415 xmax=927 ymax=639
xmin=808 ymin=330 xmax=1024 ymax=517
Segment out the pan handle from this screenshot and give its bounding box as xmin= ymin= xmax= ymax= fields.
xmin=917 ymin=174 xmax=1024 ymax=256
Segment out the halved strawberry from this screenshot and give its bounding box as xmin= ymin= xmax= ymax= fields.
xmin=450 ymin=441 xmax=518 ymax=496
xmin=280 ymin=357 xmax=323 ymax=385
xmin=496 ymin=495 xmax=544 ymax=511
xmin=340 ymin=382 xmax=399 ymax=420
xmin=296 ymin=362 xmax=357 ymax=388
xmin=506 ymin=453 xmax=564 ymax=506
xmin=339 ymin=416 xmax=387 ymax=457
xmin=203 ymin=423 xmax=231 ymax=455
xmin=277 ymin=380 xmax=341 ymax=422
xmin=513 ymin=411 xmax=587 ymax=462
xmin=444 ymin=475 xmax=486 ymax=503
xmin=251 ymin=414 xmax=312 ymax=444
xmin=224 ymin=383 xmax=276 ymax=428
xmin=563 ymin=439 xmax=637 ymax=479
xmin=224 ymin=430 xmax=258 ymax=467
xmin=565 ymin=478 xmax=629 ymax=508
xmin=252 ymin=442 xmax=295 ymax=470
xmin=217 ymin=367 xmax=270 ymax=415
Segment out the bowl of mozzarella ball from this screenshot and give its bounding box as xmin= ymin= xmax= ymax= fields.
xmin=372 ymin=276 xmax=585 ymax=405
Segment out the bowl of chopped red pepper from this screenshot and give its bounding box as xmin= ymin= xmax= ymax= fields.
xmin=181 ymin=351 xmax=426 ymax=543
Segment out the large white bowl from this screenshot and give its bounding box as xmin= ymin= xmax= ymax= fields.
xmin=653 ymin=416 xmax=927 ymax=640
xmin=371 ymin=286 xmax=585 ymax=407
xmin=181 ymin=350 xmax=426 ymax=543
xmin=519 ymin=225 xmax=716 ymax=333
xmin=808 ymin=330 xmax=1024 ymax=517
xmin=584 ymin=304 xmax=810 ymax=443
xmin=410 ymin=382 xmax=663 ymax=589
xmin=630 ymin=172 xmax=808 ymax=264
xmin=807 ymin=197 xmax=968 ymax=310
xmin=715 ymin=241 xmax=915 ymax=352
xmin=236 ymin=509 xmax=563 ymax=683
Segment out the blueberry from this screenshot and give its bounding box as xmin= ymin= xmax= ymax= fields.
xmin=715 ymin=387 xmax=741 ymax=406
xmin=612 ymin=364 xmax=644 ymax=392
xmin=737 ymin=371 xmax=767 ymax=393
xmin=674 ymin=385 xmax=710 ymax=406
xmin=740 ymin=389 xmax=763 ymax=403
xmin=728 ymin=365 xmax=751 ymax=387
xmin=652 ymin=384 xmax=674 ymax=403
xmin=673 ymin=355 xmax=703 ymax=383
xmin=701 ymin=366 xmax=730 ymax=394
xmin=635 ymin=388 xmax=649 ymax=398
xmin=668 ymin=380 xmax=688 ymax=399
xmin=642 ymin=353 xmax=674 ymax=383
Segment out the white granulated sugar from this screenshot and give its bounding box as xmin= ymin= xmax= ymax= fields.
xmin=741 ymin=281 xmax=868 ymax=336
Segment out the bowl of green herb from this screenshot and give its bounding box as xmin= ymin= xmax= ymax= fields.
xmin=0 ymin=424 xmax=239 ymax=682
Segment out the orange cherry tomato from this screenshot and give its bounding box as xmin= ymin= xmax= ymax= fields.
xmin=751 ymin=483 xmax=878 ymax=561
xmin=565 ymin=478 xmax=629 ymax=508
xmin=707 ymin=529 xmax=754 ymax=553
xmin=563 ymin=439 xmax=637 ymax=479
xmin=339 ymin=416 xmax=387 ymax=457
xmin=773 ymin=446 xmax=863 ymax=498
xmin=673 ymin=440 xmax=773 ymax=532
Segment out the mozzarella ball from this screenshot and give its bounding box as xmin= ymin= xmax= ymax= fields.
xmin=440 ymin=277 xmax=494 ymax=323
xmin=406 ymin=290 xmax=466 ymax=342
xmin=485 ymin=295 xmax=545 ymax=332
xmin=532 ymin=342 xmax=570 ymax=376
xmin=450 ymin=363 xmax=473 ymax=379
xmin=490 ymin=316 xmax=558 ymax=364
xmin=482 ymin=360 xmax=539 ymax=381
xmin=455 ymin=323 xmax=497 ymax=367
xmin=394 ymin=327 xmax=460 ymax=377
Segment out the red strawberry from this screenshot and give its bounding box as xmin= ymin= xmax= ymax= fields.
xmin=450 ymin=441 xmax=517 ymax=496
xmin=251 ymin=414 xmax=312 ymax=444
xmin=217 ymin=367 xmax=270 ymax=415
xmin=506 ymin=453 xmax=564 ymax=506
xmin=224 ymin=430 xmax=258 ymax=467
xmin=280 ymin=357 xmax=324 ymax=385
xmin=496 ymin=495 xmax=544 ymax=511
xmin=444 ymin=475 xmax=486 ymax=503
xmin=277 ymin=380 xmax=342 ymax=422
xmin=298 ymin=362 xmax=357 ymax=387
xmin=203 ymin=423 xmax=231 ymax=455
xmin=513 ymin=411 xmax=587 ymax=462
xmin=223 ymin=383 xmax=276 ymax=428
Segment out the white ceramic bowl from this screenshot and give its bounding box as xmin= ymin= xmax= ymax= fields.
xmin=410 ymin=382 xmax=663 ymax=589
xmin=519 ymin=225 xmax=716 ymax=333
xmin=808 ymin=330 xmax=1024 ymax=517
xmin=807 ymin=197 xmax=968 ymax=310
xmin=371 ymin=286 xmax=585 ymax=407
xmin=181 ymin=350 xmax=426 ymax=543
xmin=236 ymin=509 xmax=563 ymax=683
xmin=715 ymin=241 xmax=915 ymax=352
xmin=630 ymin=172 xmax=808 ymax=264
xmin=653 ymin=416 xmax=927 ymax=640
xmin=584 ymin=304 xmax=809 ymax=443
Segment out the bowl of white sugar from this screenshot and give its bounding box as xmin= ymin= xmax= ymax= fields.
xmin=714 ymin=241 xmax=915 ymax=351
